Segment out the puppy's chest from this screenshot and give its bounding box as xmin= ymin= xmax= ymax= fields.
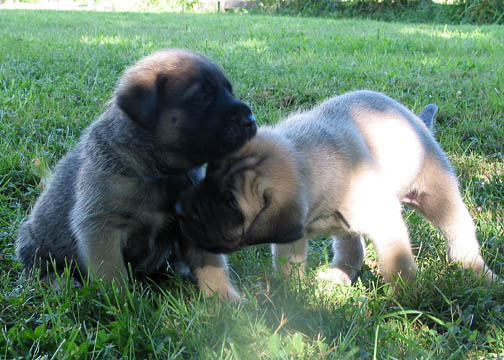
xmin=305 ymin=208 xmax=352 ymax=237
xmin=123 ymin=210 xmax=179 ymax=275
xmin=127 ymin=183 xmax=179 ymax=249
xmin=118 ymin=177 xmax=185 ymax=274
xmin=110 ymin=172 xmax=188 ymax=218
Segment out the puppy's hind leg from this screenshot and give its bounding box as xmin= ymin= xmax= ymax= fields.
xmin=412 ymin=162 xmax=500 ymax=283
xmin=348 ymin=187 xmax=418 ymax=284
xmin=16 ymin=221 xmax=44 ymax=275
xmin=317 ymin=234 xmax=365 ymax=285
xmin=367 ymin=210 xmax=417 ymax=284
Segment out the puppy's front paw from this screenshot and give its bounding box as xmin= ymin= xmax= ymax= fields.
xmin=317 ymin=268 xmax=352 ymax=285
xmin=220 ymin=286 xmax=243 ymax=303
xmin=201 ymin=282 xmax=243 ymax=302
xmin=276 ymin=259 xmax=307 ymax=280
xmin=40 ymin=274 xmax=83 ymax=292
xmin=480 ymin=267 xmax=503 ymax=285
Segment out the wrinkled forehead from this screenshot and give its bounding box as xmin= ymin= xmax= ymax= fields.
xmin=206 ymin=135 xmax=264 ymax=180
xmin=207 ymin=152 xmax=259 ymax=180
xmin=205 ymin=156 xmax=240 ymax=187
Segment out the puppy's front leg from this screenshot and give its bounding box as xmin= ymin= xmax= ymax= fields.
xmin=272 ymin=237 xmax=309 ymax=279
xmin=182 ymin=244 xmax=241 ymax=301
xmin=76 ymin=227 xmax=129 ymax=285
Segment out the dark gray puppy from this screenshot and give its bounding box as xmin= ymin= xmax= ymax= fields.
xmin=16 ymin=49 xmax=256 ymax=300
xmin=176 ymin=90 xmax=500 ymax=287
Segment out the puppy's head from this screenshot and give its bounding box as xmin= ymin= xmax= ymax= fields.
xmin=115 ymin=49 xmax=257 ymax=168
xmin=176 ymin=129 xmax=307 ymax=253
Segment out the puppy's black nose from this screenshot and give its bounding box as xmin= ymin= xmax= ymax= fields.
xmin=231 ymin=103 xmax=256 ymax=128
xmin=244 ymin=113 xmax=256 ymax=127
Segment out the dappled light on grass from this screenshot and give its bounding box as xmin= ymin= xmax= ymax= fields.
xmin=235 ymin=38 xmax=268 ymax=53
xmin=80 ymin=34 xmax=128 ymax=46
xmin=400 ymin=25 xmax=492 ymax=40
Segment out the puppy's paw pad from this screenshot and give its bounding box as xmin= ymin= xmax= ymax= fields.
xmin=317 ymin=268 xmax=352 ymax=285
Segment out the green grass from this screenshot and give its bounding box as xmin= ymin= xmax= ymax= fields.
xmin=258 ymin=0 xmax=504 ymax=25
xmin=1 ymin=9 xmax=503 ymax=359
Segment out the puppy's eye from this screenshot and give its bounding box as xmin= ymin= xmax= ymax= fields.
xmin=223 ymin=191 xmax=238 ymax=210
xmin=263 ymin=194 xmax=271 ymax=209
xmin=191 ymin=87 xmax=213 ymax=107
xmin=192 ymin=91 xmax=212 ymax=106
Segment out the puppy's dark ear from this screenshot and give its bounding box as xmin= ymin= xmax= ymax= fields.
xmin=244 ymin=192 xmax=306 ymax=246
xmin=116 ymin=74 xmax=167 ymax=130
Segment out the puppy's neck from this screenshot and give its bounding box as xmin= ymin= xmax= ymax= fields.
xmin=93 ymin=107 xmax=194 ymax=177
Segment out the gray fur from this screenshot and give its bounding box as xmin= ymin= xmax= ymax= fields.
xmin=16 ymin=49 xmax=256 ymax=300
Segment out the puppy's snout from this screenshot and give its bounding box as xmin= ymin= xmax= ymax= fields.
xmin=244 ymin=113 xmax=257 ymax=128
xmin=231 ymin=103 xmax=256 ymax=128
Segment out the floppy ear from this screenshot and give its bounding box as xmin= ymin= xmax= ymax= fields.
xmin=116 ymin=74 xmax=167 ymax=130
xmin=244 ymin=191 xmax=306 ymax=245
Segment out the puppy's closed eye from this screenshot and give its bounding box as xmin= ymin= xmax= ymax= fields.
xmin=223 ymin=191 xmax=239 ymax=210
xmin=263 ymin=193 xmax=271 ymax=210
xmin=191 ymin=91 xmax=212 ymax=107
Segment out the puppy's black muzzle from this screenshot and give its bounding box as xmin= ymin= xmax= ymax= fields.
xmin=175 ymin=190 xmax=245 ymax=254
xmin=175 ymin=193 xmax=205 ymax=240
xmin=228 ymin=101 xmax=257 ymax=141
xmin=230 ymin=102 xmax=257 ymax=129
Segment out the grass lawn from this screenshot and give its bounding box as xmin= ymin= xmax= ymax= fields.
xmin=1 ymin=9 xmax=503 ymax=359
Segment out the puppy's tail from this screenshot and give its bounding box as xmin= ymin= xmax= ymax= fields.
xmin=418 ymin=103 xmax=438 ymax=132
